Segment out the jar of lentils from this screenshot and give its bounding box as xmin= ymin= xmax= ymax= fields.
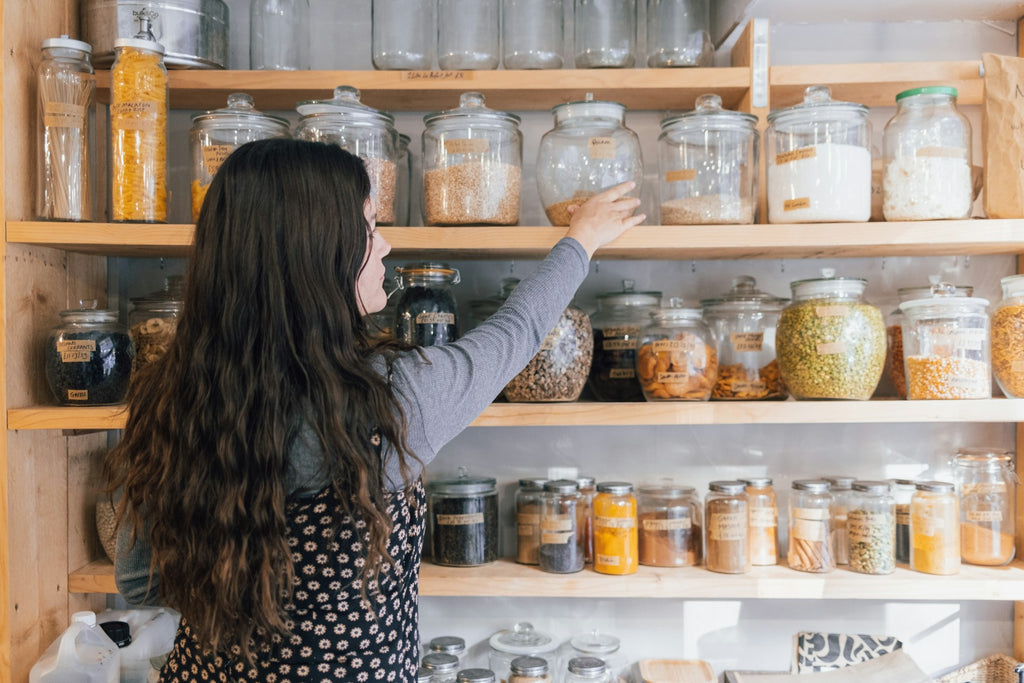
xmin=636 ymin=299 xmax=718 ymax=401
xmin=847 ymin=480 xmax=895 ymax=575
xmin=588 ymin=280 xmax=661 ymax=402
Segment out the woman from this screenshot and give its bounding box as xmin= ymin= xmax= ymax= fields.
xmin=106 ymin=138 xmax=643 ymax=682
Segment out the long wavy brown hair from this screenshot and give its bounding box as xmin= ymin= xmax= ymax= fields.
xmin=104 ymin=139 xmax=415 ymax=662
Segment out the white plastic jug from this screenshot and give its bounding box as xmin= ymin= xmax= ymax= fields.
xmin=30 ymin=611 xmax=120 ymax=683
xmin=98 ymin=608 xmax=179 ymax=683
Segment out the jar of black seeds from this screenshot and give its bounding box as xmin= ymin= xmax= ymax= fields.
xmin=428 ymin=469 xmax=499 ymax=566
xmin=394 ymin=262 xmax=461 ymax=347
xmin=45 ymin=301 xmax=135 ymax=406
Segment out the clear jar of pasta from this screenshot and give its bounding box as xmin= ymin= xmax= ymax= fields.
xmin=593 ymin=481 xmax=638 ymax=575
xmin=910 ymin=481 xmax=960 ymax=575
xmin=953 ymin=447 xmax=1017 ymax=566
xmin=990 ymin=275 xmax=1024 ymax=398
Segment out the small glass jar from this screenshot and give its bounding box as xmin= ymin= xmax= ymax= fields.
xmin=882 ymin=86 xmax=972 ymax=221
xmin=636 ymin=299 xmax=717 ymax=401
xmin=37 ymin=35 xmax=95 ymax=222
xmin=45 ymin=303 xmax=135 ymax=406
xmin=539 ymin=479 xmax=585 ymax=574
xmin=890 ymin=479 xmax=916 ymax=564
xmin=658 ymin=95 xmax=758 ymax=225
xmin=899 ymin=283 xmax=991 ymax=400
xmin=593 ymin=482 xmax=638 ymax=575
xmin=422 ymin=653 xmax=460 ymax=683
xmin=705 ymin=481 xmax=749 ymax=574
xmin=741 ymin=477 xmax=777 ymax=566
xmin=516 ymin=477 xmax=547 ymax=565
xmin=637 ymin=484 xmax=701 ymax=567
xmin=847 ymin=480 xmax=896 ymax=575
xmin=250 ymin=0 xmax=310 ymax=70
xmin=910 ymin=480 xmax=960 ymax=575
xmin=788 ymin=479 xmax=834 ymax=573
xmin=574 ymin=0 xmax=635 ymax=68
xmin=372 ymin=0 xmax=435 ymax=70
xmin=503 ymin=302 xmax=593 ymax=402
xmin=458 ymin=670 xmax=497 ymax=683
xmin=396 ymin=133 xmax=412 ymax=226
xmin=418 ymin=666 xmax=436 ymax=683
xmin=438 ymin=0 xmax=499 ymax=69
xmin=489 ymin=623 xmax=558 ymax=683
xmin=394 ymin=262 xmax=461 ymax=346
xmin=128 ymin=275 xmax=184 ymax=372
xmin=701 ymin=276 xmax=788 ymax=400
xmin=775 ymin=269 xmax=886 ymax=400
xmin=765 ymin=86 xmax=872 ymax=224
xmin=502 ymin=0 xmax=563 ymax=69
xmin=577 ymin=476 xmax=597 ymax=564
xmin=954 ymin=447 xmax=1017 ymax=566
xmin=537 ymin=94 xmax=644 ymax=226
xmin=427 ymin=470 xmax=498 ymax=566
xmin=588 ymin=280 xmax=662 ymax=402
xmin=823 ymin=475 xmax=854 ymax=565
xmin=565 ymin=657 xmax=611 ymax=683
xmin=992 ymin=275 xmax=1024 ymax=398
xmin=428 ymin=636 xmax=468 ymax=670
xmin=562 ymin=631 xmax=627 ymax=683
xmin=509 ymin=656 xmax=552 ymax=683
xmin=646 ymin=0 xmax=712 ymax=67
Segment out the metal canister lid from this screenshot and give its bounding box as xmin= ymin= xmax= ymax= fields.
xmin=457 ymin=669 xmax=497 ymax=683
xmin=637 ymin=484 xmax=697 ymax=499
xmin=567 ymin=657 xmax=608 ymax=677
xmin=518 ymin=477 xmax=548 ymax=490
xmin=510 ymin=656 xmax=549 ymax=677
xmin=417 ymin=666 xmax=434 ymax=683
xmin=915 ymin=480 xmax=955 ymax=493
xmin=544 ymin=479 xmax=580 ymax=494
xmin=596 ymin=481 xmax=633 ymax=495
xmin=709 ymin=480 xmax=746 ymax=495
xmin=428 ymin=472 xmax=496 ymax=495
xmin=852 ymin=480 xmax=890 ymax=494
xmin=421 ymin=653 xmax=460 ymax=673
xmin=428 ymin=635 xmax=467 ymax=655
xmin=792 ymin=479 xmax=831 ymax=493
xmin=740 ymin=477 xmax=773 ymax=488
xmin=823 ymin=476 xmax=855 ymax=491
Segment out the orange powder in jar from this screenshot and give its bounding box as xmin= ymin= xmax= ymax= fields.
xmin=593 ymin=482 xmax=638 ymax=575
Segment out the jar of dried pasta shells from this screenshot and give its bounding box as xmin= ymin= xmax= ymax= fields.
xmin=636 ymin=298 xmax=717 ymax=401
xmin=128 ymin=275 xmax=184 ymax=371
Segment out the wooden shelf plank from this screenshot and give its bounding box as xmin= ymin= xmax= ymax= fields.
xmin=7 ymin=222 xmax=194 ymax=257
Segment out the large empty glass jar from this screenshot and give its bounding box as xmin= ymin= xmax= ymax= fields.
xmin=646 ymin=0 xmax=712 ymax=67
xmin=438 ymin=0 xmax=499 ymax=70
xmin=574 ymin=0 xmax=635 ymax=67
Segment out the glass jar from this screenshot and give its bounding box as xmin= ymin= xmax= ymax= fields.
xmin=502 ymin=0 xmax=563 ymax=69
xmin=646 ymin=0 xmax=712 ymax=67
xmin=577 ymin=476 xmax=597 ymax=564
xmin=189 ymin=93 xmax=290 ymax=221
xmin=788 ymin=479 xmax=834 ymax=573
xmin=574 ymin=0 xmax=635 ymax=68
xmin=503 ymin=302 xmax=593 ymax=402
xmin=128 ymin=275 xmax=184 ymax=372
xmin=701 ymin=276 xmax=788 ymax=400
xmin=765 ymin=86 xmax=872 ymax=223
xmin=823 ymin=475 xmax=854 ymax=565
xmin=510 ymin=656 xmax=552 ymax=683
xmin=37 ymin=35 xmax=94 ymax=221
xmin=295 ymin=86 xmax=400 ymax=225
xmin=882 ymin=86 xmax=972 ymax=221
xmin=658 ymin=94 xmax=759 ymax=225
xmin=565 ymin=657 xmax=611 ymax=683
xmin=537 ymin=94 xmax=644 ymax=226
xmin=910 ymin=480 xmax=960 ymax=575
xmin=562 ymin=631 xmax=627 ymax=683
xmin=899 ymin=283 xmax=991 ymax=400
xmin=847 ymin=480 xmax=895 ymax=575
xmin=953 ymin=447 xmax=1017 ymax=566
xmin=588 ymin=280 xmax=662 ymax=402
xmin=593 ymin=482 xmax=638 ymax=575
xmin=428 ymin=636 xmax=468 ymax=669
xmin=890 ymin=478 xmax=916 ymax=564
xmin=394 ymin=262 xmax=461 ymax=346
xmin=466 ymin=277 xmax=519 ymax=331
xmin=438 ymin=0 xmax=499 ymax=69
xmin=250 ymin=0 xmax=310 ymax=70
xmin=427 ymin=470 xmax=498 ymax=566
xmin=741 ymin=477 xmax=777 ymax=566
xmin=637 ymin=484 xmax=701 ymax=567
xmin=775 ymin=270 xmax=886 ymax=400
xmin=396 ymin=133 xmax=412 ymax=226
xmin=992 ymin=275 xmax=1024 ymax=398
xmin=458 ymin=670 xmax=497 ymax=683
xmin=418 ymin=666 xmax=436 ymax=683
xmin=516 ymin=477 xmax=547 ymax=565
xmin=704 ymin=481 xmax=749 ymax=574
xmin=489 ymin=623 xmax=559 ymax=683
xmin=423 ymin=92 xmax=523 ymax=226
xmin=422 ymin=653 xmax=460 ymax=683
xmin=45 ymin=303 xmax=135 ymax=406
xmin=636 ymin=299 xmax=717 ymax=401
xmin=372 ymin=0 xmax=435 ymax=70
xmin=538 ymin=479 xmax=584 ymax=573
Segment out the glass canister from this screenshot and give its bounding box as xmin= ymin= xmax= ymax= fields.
xmin=189 ymin=93 xmax=290 ymax=221
xmin=537 ymin=94 xmax=643 ymax=226
xmin=646 ymin=0 xmax=712 ymax=67
xmin=394 ymin=262 xmax=461 ymax=346
xmin=765 ymin=85 xmax=872 ymax=224
xmin=503 ymin=302 xmax=593 ymax=402
xmin=372 ymin=0 xmax=435 ymax=70
xmin=295 ymin=86 xmax=400 ymax=225
xmin=427 ymin=470 xmax=498 ymax=566
xmin=990 ymin=275 xmax=1024 ymax=398
xmin=489 ymin=623 xmax=559 ymax=683
xmin=45 ymin=303 xmax=135 ymax=406
xmin=704 ymin=480 xmax=749 ymax=574
xmin=593 ymin=481 xmax=638 ymax=575
xmin=422 ymin=92 xmax=523 ymax=226
xmin=882 ymin=86 xmax=972 ymax=221
xmin=847 ymin=480 xmax=896 ymax=575
xmin=502 ymin=0 xmax=563 ymax=69
xmin=899 ymin=283 xmax=991 ymax=400
xmin=701 ymin=276 xmax=788 ymax=400
xmin=890 ymin=478 xmax=916 ymax=564
xmin=250 ymin=0 xmax=310 ymax=70
xmin=588 ymin=280 xmax=662 ymax=402
xmin=565 ymin=657 xmax=611 ymax=683
xmin=418 ymin=666 xmax=435 ymax=683
xmin=422 ymin=653 xmax=460 ymax=683
xmin=741 ymin=477 xmax=777 ymax=566
xmin=562 ymin=631 xmax=627 ymax=683
xmin=775 ymin=270 xmax=886 ymax=400
xmin=539 ymin=479 xmax=585 ymax=574
xmin=910 ymin=480 xmax=960 ymax=575
xmin=953 ymin=447 xmax=1017 ymax=566
xmin=636 ymin=299 xmax=718 ymax=401
xmin=438 ymin=0 xmax=499 ymax=69
xmin=516 ymin=477 xmax=547 ymax=565
xmin=428 ymin=636 xmax=468 ymax=669
xmin=37 ymin=35 xmax=94 ymax=222
xmin=823 ymin=475 xmax=854 ymax=565
xmin=788 ymin=479 xmax=834 ymax=574
xmin=509 ymin=656 xmax=552 ymax=683
xmin=658 ymin=94 xmax=758 ymax=225
xmin=396 ymin=133 xmax=412 ymax=226
xmin=128 ymin=275 xmax=184 ymax=372
xmin=574 ymin=0 xmax=635 ymax=68
xmin=637 ymin=484 xmax=701 ymax=567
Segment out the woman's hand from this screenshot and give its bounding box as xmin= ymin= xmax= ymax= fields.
xmin=564 ymin=182 xmax=646 ymax=259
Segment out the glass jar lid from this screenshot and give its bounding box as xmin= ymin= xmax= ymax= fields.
xmin=421 ymin=653 xmax=460 ymax=673
xmin=954 ymin=447 xmax=1014 ymax=468
xmin=915 ymin=480 xmax=955 ymax=493
xmin=767 ymin=85 xmax=868 ymax=127
xmin=552 ymin=92 xmax=626 ymax=125
xmin=596 ymin=279 xmax=662 ymax=308
xmin=852 ymin=480 xmax=891 ymax=494
xmin=899 ymin=281 xmax=989 ymax=313
xmin=596 ymin=481 xmax=633 ymax=495
xmin=823 ymin=476 xmax=854 ymax=490
xmin=428 ymin=469 xmax=496 ymax=495
xmin=570 ymin=629 xmax=620 ymax=655
xmin=297 ymin=85 xmax=395 ymax=126
xmin=789 ymin=268 xmax=867 ymax=300
xmin=510 ymin=656 xmax=549 ymax=677
xmin=792 ymin=479 xmax=831 ymax=493
xmin=59 ymin=300 xmax=118 ymax=324
xmin=544 ymin=479 xmax=580 ymax=494
xmin=701 ymin=275 xmax=788 ymax=312
xmin=457 ymin=669 xmax=497 ymax=683
xmin=42 ymin=34 xmax=92 ymax=53
xmin=191 ymin=92 xmax=290 ymax=133
xmin=896 ymin=86 xmax=958 ymax=101
xmin=897 ymin=282 xmax=973 ymax=302
xmin=519 ymin=477 xmax=548 ymax=489
xmin=660 ymin=94 xmax=758 ymax=133
xmin=423 ymin=91 xmax=521 ymax=128
xmin=130 ymin=275 xmax=186 ymax=307
xmin=889 ymin=478 xmax=917 ymax=490
xmin=709 ymin=480 xmax=745 ymax=494
xmin=567 ymin=657 xmax=608 ymax=677
xmin=740 ymin=477 xmax=773 ymax=487
xmin=489 ymin=622 xmax=557 ymax=655
xmin=651 ymin=298 xmax=704 ymax=323
xmin=428 ymin=635 xmax=467 ymax=655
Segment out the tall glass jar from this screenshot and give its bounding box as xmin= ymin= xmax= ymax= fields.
xmin=128 ymin=275 xmax=184 ymax=372
xmin=396 ymin=133 xmax=412 ymax=226
xmin=910 ymin=480 xmax=960 ymax=575
xmin=646 ymin=0 xmax=712 ymax=67
xmin=489 ymin=623 xmax=558 ymax=683
xmin=438 ymin=0 xmax=499 ymax=69
xmin=537 ymin=94 xmax=643 ymax=226
xmin=394 ymin=262 xmax=461 ymax=346
xmin=593 ymin=482 xmax=638 ymax=575
xmin=701 ymin=276 xmax=788 ymax=400
xmin=189 ymin=93 xmax=290 ymax=221
xmin=372 ymin=0 xmax=435 ymax=70
xmin=637 ymin=484 xmax=701 ymax=567
xmin=788 ymin=479 xmax=834 ymax=573
xmin=588 ymin=280 xmax=662 ymax=402
xmin=636 ymin=299 xmax=717 ymax=401
xmin=577 ymin=476 xmax=597 ymax=564
xmin=574 ymin=0 xmax=635 ymax=68
xmin=503 ymin=302 xmax=593 ymax=402
xmin=953 ymin=447 xmax=1017 ymax=566
xmin=741 ymin=477 xmax=777 ymax=566
xmin=423 ymin=93 xmax=522 ymax=226
xmin=539 ymin=479 xmax=585 ymax=574
xmin=45 ymin=304 xmax=135 ymax=406
xmin=295 ymin=86 xmax=400 ymax=225
xmin=775 ymin=270 xmax=886 ymax=400
xmin=992 ymin=275 xmax=1024 ymax=398
xmin=765 ymin=86 xmax=871 ymax=223
xmin=250 ymin=0 xmax=310 ymax=70
xmin=882 ymin=86 xmax=972 ymax=221
xmin=37 ymin=35 xmax=94 ymax=222
xmin=515 ymin=477 xmax=547 ymax=565
xmin=890 ymin=478 xmax=916 ymax=564
xmin=704 ymin=480 xmax=749 ymax=574
xmin=848 ymin=480 xmax=895 ymax=575
xmin=658 ymin=94 xmax=759 ymax=225
xmin=422 ymin=653 xmax=460 ymax=683
xmin=427 ymin=470 xmax=498 ymax=566
xmin=502 ymin=0 xmax=563 ymax=69
xmin=824 ymin=475 xmax=854 ymax=565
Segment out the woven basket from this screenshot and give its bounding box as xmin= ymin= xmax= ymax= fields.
xmin=938 ymin=654 xmax=1021 ymax=683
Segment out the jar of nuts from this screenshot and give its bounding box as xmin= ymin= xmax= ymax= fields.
xmin=503 ymin=301 xmax=593 ymax=402
xmin=636 ymin=299 xmax=717 ymax=401
xmin=128 ymin=275 xmax=184 ymax=372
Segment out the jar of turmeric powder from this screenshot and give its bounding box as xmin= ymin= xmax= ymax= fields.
xmin=593 ymin=482 xmax=638 ymax=575
xmin=636 ymin=299 xmax=717 ymax=401
xmin=953 ymin=448 xmax=1017 ymax=566
xmin=910 ymin=480 xmax=960 ymax=575
xmin=992 ymin=275 xmax=1024 ymax=398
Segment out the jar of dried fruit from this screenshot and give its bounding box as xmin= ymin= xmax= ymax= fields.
xmin=128 ymin=275 xmax=184 ymax=372
xmin=503 ymin=301 xmax=593 ymax=402
xmin=636 ymin=298 xmax=717 ymax=401
xmin=991 ymin=274 xmax=1024 ymax=398
xmin=588 ymin=279 xmax=661 ymax=402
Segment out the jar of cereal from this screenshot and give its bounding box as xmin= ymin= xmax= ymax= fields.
xmin=636 ymin=298 xmax=717 ymax=401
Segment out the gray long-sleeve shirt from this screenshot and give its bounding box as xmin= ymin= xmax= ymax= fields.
xmin=116 ymin=237 xmax=589 ymax=604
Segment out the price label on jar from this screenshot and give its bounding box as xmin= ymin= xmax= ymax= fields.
xmin=541 ymin=515 xmax=574 ymax=532
xmin=595 ymin=516 xmax=636 ymax=529
xmin=967 ymin=510 xmax=1003 ymax=523
xmin=653 ymin=338 xmax=696 ymax=353
xmin=602 ymin=325 xmax=638 ymax=338
xmin=542 ymin=531 xmax=573 ymax=545
xmin=603 ymin=339 xmax=636 ymax=351
xmin=749 ymin=506 xmax=777 ymax=528
xmin=416 ymin=311 xmax=455 ymax=325
xmin=57 ymin=339 xmax=96 ymax=363
xmin=664 ymin=169 xmax=697 ymax=182
xmin=783 ymin=197 xmax=811 ymax=211
xmin=657 ymin=372 xmax=693 ymax=383
xmin=896 ymin=505 xmax=910 ymax=526
xmin=588 ymin=137 xmax=617 ymax=160
xmin=642 ymin=517 xmax=691 ymax=531
xmin=847 ymin=511 xmax=889 ymax=544
xmin=43 ymin=101 xmax=86 ymax=128
xmin=609 ymin=368 xmax=635 ymax=379
xmin=67 ymin=389 xmax=89 ymax=401
xmin=444 ymin=138 xmax=490 ymax=155
xmin=111 ymin=101 xmax=160 ymax=129
xmin=202 ymin=145 xmax=234 ymax=176
xmin=793 ymin=518 xmax=828 ymax=543
xmin=516 ymin=512 xmax=540 ymax=526
xmin=730 ymin=332 xmax=764 ymax=352
xmin=775 ymin=147 xmax=817 ymax=165
xmin=709 ymin=511 xmax=746 ymax=540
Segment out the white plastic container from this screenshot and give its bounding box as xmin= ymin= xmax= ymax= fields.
xmin=30 ymin=611 xmax=120 ymax=683
xmin=98 ymin=608 xmax=179 ymax=683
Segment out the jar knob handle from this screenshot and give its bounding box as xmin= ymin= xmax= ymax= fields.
xmin=621 ymin=279 xmax=636 ymax=293
xmin=459 ymin=92 xmax=486 ymax=109
xmin=731 ymin=275 xmax=756 ymax=291
xmin=929 ymin=281 xmax=956 ymax=298
xmin=804 ymin=85 xmax=833 ymax=103
xmin=226 ymin=93 xmax=255 ymax=111
xmin=333 ymin=85 xmax=362 ymax=103
xmin=695 ymin=94 xmax=723 ymax=112
xmin=820 ymin=267 xmax=836 ymax=279
xmin=456 ymin=465 xmax=468 ymax=479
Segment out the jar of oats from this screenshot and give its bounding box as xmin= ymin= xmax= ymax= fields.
xmin=636 ymin=298 xmax=717 ymax=401
xmin=128 ymin=275 xmax=184 ymax=372
xmin=992 ymin=274 xmax=1024 ymax=398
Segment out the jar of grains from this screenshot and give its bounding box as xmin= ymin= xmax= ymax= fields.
xmin=701 ymin=275 xmax=788 ymax=400
xmin=294 ymin=86 xmax=400 ymax=225
xmin=991 ymin=274 xmax=1024 ymax=398
xmin=704 ymin=481 xmax=749 ymax=574
xmin=45 ymin=302 xmax=135 ymax=406
xmin=588 ymin=280 xmax=662 ymax=402
xmin=898 ymin=283 xmax=991 ymax=400
xmin=489 ymin=623 xmax=559 ymax=683
xmin=394 ymin=262 xmax=461 ymax=346
xmin=422 ymin=92 xmax=522 ymax=226
xmin=765 ymin=85 xmax=871 ymax=223
xmin=847 ymin=480 xmax=896 ymax=575
xmin=953 ymin=447 xmax=1017 ymax=566
xmin=593 ymin=482 xmax=638 ymax=575
xmin=882 ymin=86 xmax=972 ymax=221
xmin=636 ymin=299 xmax=718 ymax=401
xmin=890 ymin=478 xmax=916 ymax=564
xmin=128 ymin=275 xmax=184 ymax=372
xmin=637 ymin=484 xmax=701 ymax=567
xmin=741 ymin=477 xmax=777 ymax=566
xmin=427 ymin=469 xmax=498 ymax=566
xmin=539 ymin=479 xmax=585 ymax=574
xmin=509 ymin=656 xmax=552 ymax=683
xmin=658 ymin=94 xmax=759 ymax=225
xmin=788 ymin=479 xmax=834 ymax=573
xmin=537 ymin=93 xmax=643 ymax=226
xmin=775 ymin=269 xmax=886 ymax=400
xmin=823 ymin=475 xmax=854 ymax=565
xmin=910 ymin=480 xmax=960 ymax=575
xmin=421 ymin=653 xmax=460 ymax=683
xmin=503 ymin=301 xmax=593 ymax=402
xmin=427 ymin=635 xmax=468 ymax=669
xmin=515 ymin=477 xmax=547 ymax=565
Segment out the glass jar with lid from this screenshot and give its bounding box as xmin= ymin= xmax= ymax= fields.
xmin=990 ymin=275 xmax=1024 ymax=398
xmin=426 ymin=468 xmax=498 ymax=566
xmin=372 ymin=0 xmax=435 ymax=70
xmin=910 ymin=480 xmax=960 ymax=575
xmin=823 ymin=475 xmax=854 ymax=565
xmin=539 ymin=479 xmax=585 ymax=574
xmin=561 ymin=631 xmax=627 ymax=683
xmin=775 ymin=269 xmax=886 ymax=400
xmin=502 ymin=0 xmax=563 ymax=69
xmin=438 ymin=0 xmax=499 ymax=69
xmin=574 ymin=0 xmax=635 ymax=68
xmin=129 ymin=274 xmax=184 ymax=372
xmin=509 ymin=655 xmax=552 ymax=683
xmin=765 ymin=85 xmax=871 ymax=223
xmin=458 ymin=670 xmax=497 ymax=683
xmin=45 ymin=302 xmax=135 ymax=406
xmin=704 ymin=480 xmax=749 ymax=574
xmin=882 ymin=86 xmax=972 ymax=221
xmin=421 ymin=652 xmax=460 ymax=683
xmin=658 ymin=94 xmax=758 ymax=225
xmin=488 ymin=623 xmax=558 ymax=683
xmin=593 ymin=482 xmax=638 ymax=575
xmin=503 ymin=302 xmax=593 ymax=402
xmin=565 ymin=657 xmax=611 ymax=683
xmin=646 ymin=0 xmax=712 ymax=67
xmin=189 ymin=93 xmax=290 ymax=221
xmin=953 ymin=447 xmax=1017 ymax=566
xmin=422 ymin=93 xmax=522 ymax=226
xmin=418 ymin=666 xmax=435 ymax=683
xmin=427 ymin=636 xmax=468 ymax=669
xmin=294 ymin=85 xmax=400 ymax=225
xmin=899 ymin=283 xmax=991 ymax=400
xmin=515 ymin=477 xmax=547 ymax=565
xmin=394 ymin=262 xmax=461 ymax=346
xmin=636 ymin=298 xmax=717 ymax=401
xmin=847 ymin=480 xmax=896 ymax=575
xmin=788 ymin=479 xmax=834 ymax=573
xmin=537 ymin=94 xmax=643 ymax=226
xmin=741 ymin=477 xmax=777 ymax=566
xmin=637 ymin=484 xmax=701 ymax=567
xmin=890 ymin=478 xmax=916 ymax=563
xmin=701 ymin=276 xmax=788 ymax=400
xmin=588 ymin=280 xmax=662 ymax=402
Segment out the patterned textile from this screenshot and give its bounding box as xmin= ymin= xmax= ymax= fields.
xmin=793 ymin=631 xmax=903 ymax=673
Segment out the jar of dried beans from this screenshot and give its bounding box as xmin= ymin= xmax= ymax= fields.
xmin=910 ymin=480 xmax=960 ymax=575
xmin=503 ymin=302 xmax=593 ymax=402
xmin=636 ymin=299 xmax=717 ymax=401
xmin=588 ymin=280 xmax=661 ymax=402
xmin=788 ymin=479 xmax=834 ymax=573
xmin=128 ymin=275 xmax=184 ymax=373
xmin=593 ymin=481 xmax=638 ymax=575
xmin=704 ymin=480 xmax=749 ymax=574
xmin=741 ymin=477 xmax=777 ymax=565
xmin=848 ymin=480 xmax=895 ymax=575
xmin=637 ymin=484 xmax=701 ymax=567
xmin=991 ymin=274 xmax=1024 ymax=398
xmin=953 ymin=447 xmax=1017 ymax=566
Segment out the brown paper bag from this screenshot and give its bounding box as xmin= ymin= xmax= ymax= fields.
xmin=983 ymin=53 xmax=1024 ymax=218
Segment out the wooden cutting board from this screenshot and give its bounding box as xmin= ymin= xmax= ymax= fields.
xmin=638 ymin=658 xmax=716 ymax=683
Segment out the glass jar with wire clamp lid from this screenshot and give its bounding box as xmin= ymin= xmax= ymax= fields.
xmin=953 ymin=447 xmax=1017 ymax=566
xmin=394 ymin=262 xmax=461 ymax=347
